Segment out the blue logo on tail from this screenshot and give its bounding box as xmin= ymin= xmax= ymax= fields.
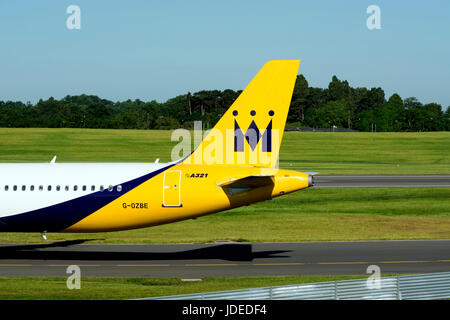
xmin=234 ymin=110 xmax=274 ymax=152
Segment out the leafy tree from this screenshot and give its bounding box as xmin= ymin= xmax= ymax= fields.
xmin=327 ymin=75 xmax=351 ymax=101
xmin=412 ymin=103 xmax=444 ymax=131
xmin=219 ymin=89 xmax=239 ymax=112
xmin=444 ymin=107 xmax=450 ymax=130
xmin=288 ymin=75 xmax=310 ymax=123
xmin=384 ymin=93 xmax=405 ymax=131
xmin=306 ymin=100 xmax=351 ymax=129
xmin=0 ymin=76 xmax=447 ymax=132
xmin=366 ymin=88 xmax=385 ymax=110
xmin=85 ymin=102 xmax=113 ymax=128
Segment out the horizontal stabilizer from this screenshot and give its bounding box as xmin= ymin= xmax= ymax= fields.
xmin=218 ymin=175 xmax=274 ymax=194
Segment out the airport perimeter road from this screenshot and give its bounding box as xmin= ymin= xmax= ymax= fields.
xmin=0 ymin=240 xmax=450 ymax=277
xmin=312 ymin=175 xmax=450 ymax=188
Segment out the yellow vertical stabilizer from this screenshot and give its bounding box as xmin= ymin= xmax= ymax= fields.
xmin=182 ymin=60 xmax=300 ymax=168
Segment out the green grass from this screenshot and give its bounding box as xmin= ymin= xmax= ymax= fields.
xmin=0 ymin=128 xmax=175 ymax=163
xmin=0 ymin=128 xmax=449 ymax=243
xmin=1 ymin=187 xmax=449 ymax=244
xmin=0 ymin=129 xmax=448 ymax=300
xmin=0 ymin=128 xmax=449 ymax=174
xmin=281 ymin=131 xmax=450 ymax=174
xmin=0 ymin=275 xmax=367 ymax=300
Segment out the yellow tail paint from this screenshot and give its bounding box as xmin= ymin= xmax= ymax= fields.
xmin=183 ymin=60 xmax=300 ymax=168
xmin=63 ymin=60 xmax=311 ymax=233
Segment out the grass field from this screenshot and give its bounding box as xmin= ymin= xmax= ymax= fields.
xmin=0 ymin=128 xmax=449 ymax=244
xmin=1 ymin=187 xmax=449 ymax=244
xmin=0 ymin=128 xmax=449 ymax=174
xmin=281 ymin=131 xmax=450 ymax=174
xmin=0 ymin=275 xmax=368 ymax=300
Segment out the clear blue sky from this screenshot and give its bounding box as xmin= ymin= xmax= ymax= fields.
xmin=0 ymin=1 xmax=449 ymax=108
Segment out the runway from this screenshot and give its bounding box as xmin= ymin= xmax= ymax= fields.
xmin=1 ymin=175 xmax=449 ymax=278
xmin=1 ymin=240 xmax=449 ymax=277
xmin=312 ymin=175 xmax=450 ymax=188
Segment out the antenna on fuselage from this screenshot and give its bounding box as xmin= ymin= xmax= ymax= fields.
xmin=50 ymin=156 xmax=57 ymax=164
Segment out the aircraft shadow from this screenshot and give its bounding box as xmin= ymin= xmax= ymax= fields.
xmin=0 ymin=240 xmax=291 ymax=262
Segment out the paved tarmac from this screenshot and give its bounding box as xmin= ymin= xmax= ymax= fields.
xmin=1 ymin=175 xmax=449 ymax=278
xmin=1 ymin=240 xmax=449 ymax=277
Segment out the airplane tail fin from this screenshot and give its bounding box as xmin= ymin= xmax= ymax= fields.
xmin=182 ymin=60 xmax=300 ymax=168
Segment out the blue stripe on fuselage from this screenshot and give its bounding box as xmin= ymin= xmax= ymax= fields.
xmin=0 ymin=164 xmax=174 ymax=232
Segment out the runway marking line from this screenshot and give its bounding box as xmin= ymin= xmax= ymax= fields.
xmin=316 ymin=262 xmax=368 ymax=265
xmin=379 ymin=261 xmax=429 ymax=264
xmin=253 ymin=263 xmax=305 ymax=266
xmin=116 ymin=264 xmax=169 ymax=267
xmin=1 ymin=259 xmax=450 ymax=268
xmin=46 ymin=264 xmax=101 ymax=267
xmin=185 ymin=264 xmax=238 ymax=267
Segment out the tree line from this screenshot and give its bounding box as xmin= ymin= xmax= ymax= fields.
xmin=0 ymin=75 xmax=448 ymax=131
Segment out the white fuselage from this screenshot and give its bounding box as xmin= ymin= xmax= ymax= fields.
xmin=0 ymin=163 xmax=166 ymax=219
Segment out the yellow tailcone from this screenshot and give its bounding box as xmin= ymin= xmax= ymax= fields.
xmin=271 ymin=169 xmax=310 ymax=198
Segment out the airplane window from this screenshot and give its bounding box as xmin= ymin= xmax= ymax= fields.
xmin=30 ymin=185 xmax=34 ymax=191
xmin=13 ymin=185 xmax=17 ymax=191
xmin=100 ymin=185 xmax=104 ymax=191
xmin=39 ymin=185 xmax=43 ymax=191
xmin=91 ymin=185 xmax=95 ymax=191
xmin=108 ymin=185 xmax=113 ymax=192
xmin=48 ymin=185 xmax=52 ymax=191
xmin=117 ymin=185 xmax=122 ymax=192
xmin=56 ymin=185 xmax=60 ymax=191
xmin=65 ymin=186 xmax=69 ymax=191
xmin=22 ymin=185 xmax=26 ymax=191
xmin=4 ymin=185 xmax=8 ymax=191
xmin=74 ymin=185 xmax=78 ymax=191
xmin=82 ymin=185 xmax=86 ymax=191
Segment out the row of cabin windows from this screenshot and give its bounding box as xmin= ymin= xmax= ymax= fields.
xmin=3 ymin=184 xmax=123 ymax=192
